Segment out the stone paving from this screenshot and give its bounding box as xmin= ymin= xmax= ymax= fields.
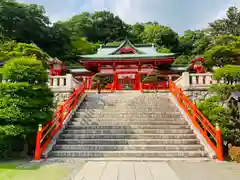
xmin=72 ymin=161 xmax=240 ymax=180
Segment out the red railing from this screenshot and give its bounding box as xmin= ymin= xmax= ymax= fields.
xmin=34 ymin=82 xmax=86 ymax=160
xmin=142 ymin=82 xmax=169 ymax=90
xmin=169 ymin=80 xmax=224 ymax=161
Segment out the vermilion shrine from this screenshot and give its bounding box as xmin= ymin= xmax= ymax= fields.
xmin=49 ymin=38 xmax=206 ymax=90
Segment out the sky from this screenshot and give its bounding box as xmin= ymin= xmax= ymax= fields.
xmin=18 ymin=0 xmax=240 ymax=34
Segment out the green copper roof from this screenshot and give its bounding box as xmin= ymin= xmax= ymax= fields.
xmin=79 ymin=37 xmax=176 ymax=60
xmin=80 ymin=53 xmax=176 ymax=60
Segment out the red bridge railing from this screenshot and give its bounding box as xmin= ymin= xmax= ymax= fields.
xmin=34 ymin=82 xmax=86 ymax=160
xmin=169 ymin=80 xmax=224 ymax=161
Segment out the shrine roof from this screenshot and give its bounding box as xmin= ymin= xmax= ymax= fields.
xmin=78 ymin=37 xmax=176 ymax=60
xmin=79 ymin=53 xmax=175 ymax=60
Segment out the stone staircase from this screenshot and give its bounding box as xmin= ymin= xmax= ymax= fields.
xmin=50 ymin=92 xmax=210 ymax=161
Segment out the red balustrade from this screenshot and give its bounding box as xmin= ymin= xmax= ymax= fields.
xmin=169 ymin=80 xmax=224 ymax=161
xmin=141 ymin=82 xmax=169 ymax=90
xmin=34 ymin=82 xmax=86 ymax=160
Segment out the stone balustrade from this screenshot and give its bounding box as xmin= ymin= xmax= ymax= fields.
xmin=175 ymin=72 xmax=217 ymax=90
xmin=48 ymin=74 xmax=81 ymax=93
xmin=48 ymin=74 xmax=82 ymax=106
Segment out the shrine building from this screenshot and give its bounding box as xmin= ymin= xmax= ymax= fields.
xmin=49 ymin=38 xmax=206 ymax=90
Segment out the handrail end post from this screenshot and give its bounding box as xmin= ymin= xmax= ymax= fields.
xmin=34 ymin=124 xmax=42 ymax=161
xmin=216 ymin=123 xmax=224 ymax=161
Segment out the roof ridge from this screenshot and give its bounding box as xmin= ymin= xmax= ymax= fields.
xmin=109 ymin=37 xmax=145 ymax=55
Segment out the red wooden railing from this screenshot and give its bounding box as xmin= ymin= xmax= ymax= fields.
xmin=34 ymin=82 xmax=86 ymax=160
xmin=142 ymin=82 xmax=169 ymax=90
xmin=169 ymin=80 xmax=224 ymax=161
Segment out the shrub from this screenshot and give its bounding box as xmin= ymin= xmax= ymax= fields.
xmin=0 ymin=56 xmax=53 ymax=159
xmin=213 ymin=65 xmax=240 ymax=84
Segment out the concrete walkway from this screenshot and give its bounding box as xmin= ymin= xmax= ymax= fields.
xmin=73 ymin=161 xmax=240 ymax=180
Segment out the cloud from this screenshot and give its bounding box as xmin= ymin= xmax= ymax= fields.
xmin=18 ymin=0 xmax=240 ymax=34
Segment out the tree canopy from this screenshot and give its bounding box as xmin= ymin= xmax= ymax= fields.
xmin=0 ymin=0 xmax=239 ymax=66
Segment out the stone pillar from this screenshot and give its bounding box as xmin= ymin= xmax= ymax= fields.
xmin=66 ymin=74 xmax=73 ymax=91
xmin=182 ymin=72 xmax=190 ymax=90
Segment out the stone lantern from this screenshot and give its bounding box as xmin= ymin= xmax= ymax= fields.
xmin=47 ymin=58 xmax=65 ymax=76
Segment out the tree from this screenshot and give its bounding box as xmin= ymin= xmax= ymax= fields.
xmin=178 ymin=30 xmax=211 ymax=55
xmin=174 ymin=55 xmax=195 ymax=65
xmin=141 ymin=24 xmax=179 ymax=51
xmin=0 ymin=40 xmax=49 ymax=63
xmin=60 ymin=11 xmax=129 ymax=44
xmin=204 ymin=36 xmax=240 ymax=67
xmin=157 ymin=47 xmax=171 ymax=53
xmin=71 ymin=37 xmax=98 ymax=55
xmin=0 ymin=56 xmax=53 ymax=159
xmin=128 ymin=23 xmax=145 ymax=44
xmin=209 ymin=6 xmax=240 ymax=36
xmin=0 ymin=0 xmax=50 ymax=44
xmin=197 ymin=65 xmax=240 ymax=146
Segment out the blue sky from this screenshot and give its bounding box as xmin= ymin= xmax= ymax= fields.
xmin=18 ymin=0 xmax=240 ymax=34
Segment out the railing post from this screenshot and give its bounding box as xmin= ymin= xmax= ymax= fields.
xmin=34 ymin=124 xmax=42 ymax=161
xmin=182 ymin=72 xmax=190 ymax=90
xmin=66 ymin=74 xmax=73 ymax=91
xmin=216 ymin=123 xmax=224 ymax=161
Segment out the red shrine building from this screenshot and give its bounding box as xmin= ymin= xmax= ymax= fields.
xmin=49 ymin=38 xmax=206 ymax=90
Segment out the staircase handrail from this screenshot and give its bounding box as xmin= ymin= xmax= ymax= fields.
xmin=34 ymin=81 xmax=86 ymax=160
xmin=169 ymin=80 xmax=224 ymax=161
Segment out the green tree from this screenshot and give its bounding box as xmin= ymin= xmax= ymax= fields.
xmin=0 ymin=40 xmax=49 ymax=62
xmin=141 ymin=24 xmax=179 ymax=51
xmin=209 ymin=6 xmax=240 ymax=36
xmin=174 ymin=55 xmax=195 ymax=65
xmin=178 ymin=30 xmax=211 ymax=55
xmin=197 ymin=65 xmax=240 ymax=146
xmin=60 ymin=11 xmax=129 ymax=44
xmin=0 ymin=56 xmax=53 ymax=159
xmin=71 ymin=37 xmax=98 ymax=55
xmin=0 ymin=0 xmax=50 ymax=44
xmin=204 ymin=36 xmax=240 ymax=67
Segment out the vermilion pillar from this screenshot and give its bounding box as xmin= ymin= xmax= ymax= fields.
xmin=134 ymin=65 xmax=141 ymax=90
xmin=87 ymin=76 xmax=92 ymax=89
xmin=113 ymin=72 xmax=118 ymax=90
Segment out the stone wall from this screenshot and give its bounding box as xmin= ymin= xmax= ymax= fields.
xmin=184 ymin=90 xmax=213 ymax=103
xmin=53 ymin=91 xmax=72 ymax=107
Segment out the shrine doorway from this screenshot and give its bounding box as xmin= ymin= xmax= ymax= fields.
xmin=117 ymin=72 xmax=138 ymax=90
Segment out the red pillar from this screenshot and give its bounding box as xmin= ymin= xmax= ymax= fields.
xmin=87 ymin=76 xmax=92 ymax=89
xmin=134 ymin=65 xmax=141 ymax=90
xmin=113 ymin=72 xmax=118 ymax=90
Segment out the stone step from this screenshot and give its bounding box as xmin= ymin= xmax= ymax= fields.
xmin=57 ymin=139 xmax=199 ymax=145
xmin=54 ymin=144 xmax=204 ymax=151
xmin=66 ymin=124 xmax=191 ymax=129
xmin=76 ymin=108 xmax=181 ymax=112
xmin=75 ymin=114 xmax=182 ymax=119
xmin=64 ymin=129 xmax=194 ymax=134
xmin=50 ymin=150 xmax=208 ymax=158
xmin=73 ymin=117 xmax=184 ymax=121
xmin=59 ymin=133 xmax=197 ymax=140
xmin=46 ymin=157 xmax=210 ymax=162
xmin=78 ymin=109 xmax=179 ymax=112
xmin=70 ymin=121 xmax=188 ymax=126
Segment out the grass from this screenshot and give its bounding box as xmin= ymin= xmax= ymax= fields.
xmin=0 ymin=161 xmax=71 ymax=180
